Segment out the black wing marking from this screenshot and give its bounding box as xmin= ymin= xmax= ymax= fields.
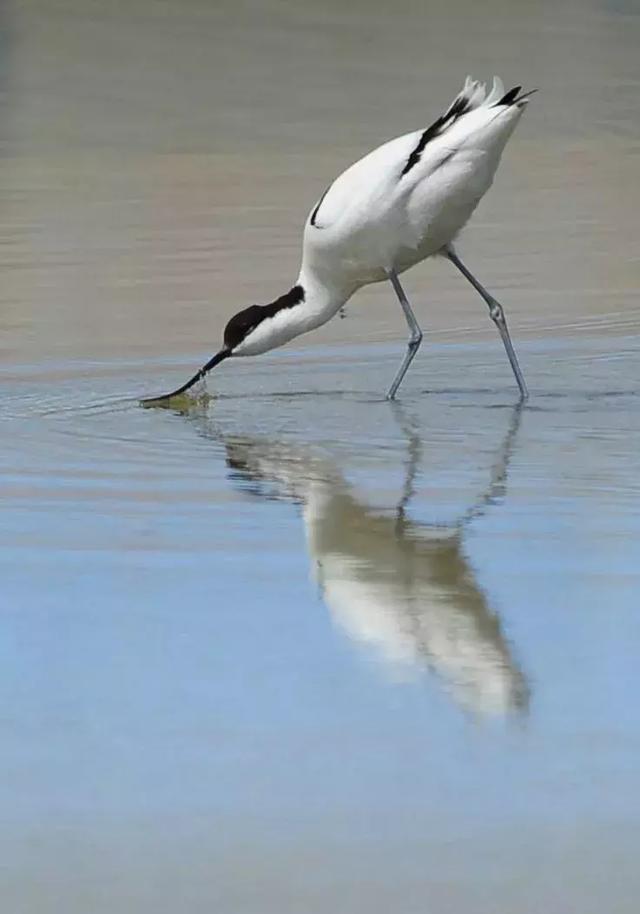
xmin=223 ymin=285 xmax=305 ymax=350
xmin=310 ymin=185 xmax=331 ymax=228
xmin=401 ymin=93 xmax=472 ymax=178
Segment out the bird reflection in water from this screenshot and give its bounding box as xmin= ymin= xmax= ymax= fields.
xmin=200 ymin=404 xmax=528 ymax=717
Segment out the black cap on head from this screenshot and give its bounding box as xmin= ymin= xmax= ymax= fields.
xmin=223 ymin=285 xmax=306 ymax=350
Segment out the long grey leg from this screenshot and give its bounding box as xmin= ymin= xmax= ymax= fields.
xmin=445 ymin=246 xmax=529 ymax=399
xmin=386 ymin=269 xmax=423 ymax=400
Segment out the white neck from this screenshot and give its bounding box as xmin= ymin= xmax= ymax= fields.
xmin=296 ymin=263 xmax=355 ymax=321
xmin=234 ymin=266 xmax=354 ymax=357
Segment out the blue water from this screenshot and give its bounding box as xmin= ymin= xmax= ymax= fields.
xmin=2 ymin=337 xmax=639 ymax=912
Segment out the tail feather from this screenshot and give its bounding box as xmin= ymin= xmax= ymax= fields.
xmin=484 ymin=76 xmax=505 ymax=106
xmin=496 ymin=85 xmax=523 ymax=106
xmin=441 ymin=76 xmax=529 ymax=122
xmin=448 ymin=76 xmax=533 ymax=113
xmin=492 ymin=84 xmax=538 ymax=108
xmin=445 ymin=76 xmax=486 ymax=118
xmin=402 ymin=76 xmax=532 ymax=178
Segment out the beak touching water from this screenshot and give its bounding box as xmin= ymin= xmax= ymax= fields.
xmin=140 ymin=348 xmax=230 ymax=407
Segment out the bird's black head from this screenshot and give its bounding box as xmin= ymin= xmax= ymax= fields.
xmin=223 ymin=285 xmax=306 ymax=351
xmin=140 ymin=285 xmax=305 ymax=406
xmin=223 ymin=305 xmax=265 ymax=351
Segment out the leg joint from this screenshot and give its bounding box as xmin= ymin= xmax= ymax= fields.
xmin=489 ymin=302 xmax=505 ymax=325
xmin=409 ymin=329 xmax=423 ymax=349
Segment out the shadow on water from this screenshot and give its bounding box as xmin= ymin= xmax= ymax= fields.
xmin=178 ymin=399 xmax=530 ymax=718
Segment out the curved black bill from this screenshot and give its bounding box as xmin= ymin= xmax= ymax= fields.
xmin=140 ymin=348 xmax=230 ymax=406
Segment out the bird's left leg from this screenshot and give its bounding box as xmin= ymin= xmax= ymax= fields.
xmin=386 ymin=269 xmax=423 ymax=400
xmin=445 ymin=246 xmax=529 ymax=399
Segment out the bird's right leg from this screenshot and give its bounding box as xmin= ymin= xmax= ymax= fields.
xmin=386 ymin=269 xmax=423 ymax=400
xmin=445 ymin=246 xmax=529 ymax=399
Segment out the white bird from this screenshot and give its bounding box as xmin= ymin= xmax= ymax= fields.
xmin=143 ymin=76 xmax=533 ymax=405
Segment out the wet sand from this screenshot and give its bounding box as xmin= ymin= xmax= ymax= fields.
xmin=2 ymin=1 xmax=640 ymax=912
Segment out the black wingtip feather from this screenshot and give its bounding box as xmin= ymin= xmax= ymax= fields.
xmin=496 ymin=85 xmax=523 ymax=106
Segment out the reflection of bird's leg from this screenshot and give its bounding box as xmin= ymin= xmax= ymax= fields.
xmin=389 ymin=400 xmax=524 ymax=537
xmin=388 ymin=402 xmax=423 ymax=532
xmin=460 ymin=401 xmax=524 ymax=527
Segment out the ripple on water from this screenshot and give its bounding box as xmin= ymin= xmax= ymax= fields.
xmin=2 ymin=339 xmax=639 ymax=552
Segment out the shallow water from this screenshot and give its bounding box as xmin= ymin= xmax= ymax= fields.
xmin=2 ymin=1 xmax=640 ymax=912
